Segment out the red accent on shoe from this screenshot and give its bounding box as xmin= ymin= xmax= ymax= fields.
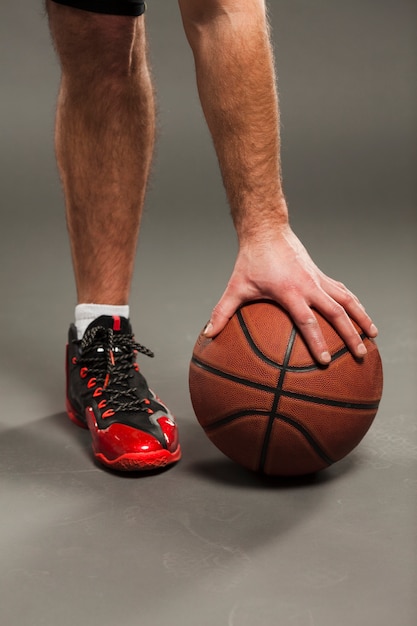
xmin=113 ymin=316 xmax=121 ymax=332
xmin=98 ymin=400 xmax=107 ymax=410
xmin=93 ymin=387 xmax=103 ymax=398
xmin=80 ymin=367 xmax=88 ymax=379
xmin=87 ymin=377 xmax=97 ymax=389
xmin=102 ymin=409 xmax=115 ymax=419
xmin=157 ymin=416 xmax=180 ymax=452
xmin=85 ymin=407 xmax=181 ymax=471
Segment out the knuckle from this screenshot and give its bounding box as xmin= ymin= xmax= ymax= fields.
xmin=335 ymin=279 xmax=347 ymax=291
xmin=211 ymin=304 xmax=226 ymax=319
xmin=326 ymin=301 xmax=345 ymax=320
xmin=297 ymin=314 xmax=319 ymax=329
xmin=340 ymin=289 xmax=356 ymax=305
xmin=211 ymin=300 xmax=234 ymax=322
xmin=293 ymin=309 xmax=319 ymax=333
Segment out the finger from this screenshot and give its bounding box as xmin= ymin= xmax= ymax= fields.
xmin=323 ymin=279 xmax=378 ymax=338
xmin=312 ymin=291 xmax=369 ymax=359
xmin=279 ymin=292 xmax=332 ymax=364
xmin=203 ymin=289 xmax=245 ymax=338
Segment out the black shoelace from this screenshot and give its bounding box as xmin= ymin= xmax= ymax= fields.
xmin=76 ymin=326 xmax=154 ymax=414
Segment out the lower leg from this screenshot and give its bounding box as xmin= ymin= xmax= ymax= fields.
xmin=47 ymin=2 xmax=155 ymax=305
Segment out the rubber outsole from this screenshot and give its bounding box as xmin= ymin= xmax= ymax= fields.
xmin=94 ymin=447 xmax=182 ymax=471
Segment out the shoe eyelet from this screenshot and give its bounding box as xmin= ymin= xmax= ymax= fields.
xmin=93 ymin=387 xmax=103 ymax=398
xmin=72 ymin=357 xmax=77 ymax=365
xmin=102 ymin=409 xmax=115 ymax=419
xmin=98 ymin=399 xmax=107 ymax=409
xmin=80 ymin=367 xmax=88 ymax=379
xmin=87 ymin=377 xmax=97 ymax=389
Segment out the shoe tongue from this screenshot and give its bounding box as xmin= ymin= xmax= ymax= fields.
xmin=85 ymin=315 xmax=132 ymax=335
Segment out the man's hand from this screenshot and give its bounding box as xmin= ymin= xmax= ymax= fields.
xmin=203 ymin=226 xmax=378 ymax=365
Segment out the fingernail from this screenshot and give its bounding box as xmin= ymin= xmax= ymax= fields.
xmin=370 ymin=324 xmax=378 ymax=336
xmin=357 ymin=343 xmax=367 ymax=356
xmin=203 ymin=322 xmax=213 ymax=336
xmin=321 ymin=351 xmax=331 ymax=364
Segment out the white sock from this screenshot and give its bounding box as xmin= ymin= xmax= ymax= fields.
xmin=75 ymin=303 xmax=130 ymax=340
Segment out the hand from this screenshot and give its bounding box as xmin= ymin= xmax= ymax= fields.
xmin=203 ymin=225 xmax=378 ymax=364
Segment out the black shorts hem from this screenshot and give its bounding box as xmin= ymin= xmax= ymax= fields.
xmin=50 ymin=0 xmax=146 ymax=17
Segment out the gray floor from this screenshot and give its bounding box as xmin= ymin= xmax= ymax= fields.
xmin=1 ymin=2 xmax=416 ymax=625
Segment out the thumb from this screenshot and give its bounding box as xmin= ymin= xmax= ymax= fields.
xmin=203 ymin=289 xmax=244 ymax=338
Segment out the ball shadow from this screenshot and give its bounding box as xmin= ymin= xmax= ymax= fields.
xmin=187 ymin=453 xmax=358 ymax=490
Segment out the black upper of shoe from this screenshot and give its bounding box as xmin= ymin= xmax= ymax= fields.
xmin=67 ymin=316 xmax=170 ymax=448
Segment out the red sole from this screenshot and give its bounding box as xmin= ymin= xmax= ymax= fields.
xmin=94 ymin=446 xmax=182 ymax=472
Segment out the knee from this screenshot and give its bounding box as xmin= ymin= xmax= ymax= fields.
xmin=178 ymin=0 xmax=265 ymax=23
xmin=178 ymin=0 xmax=229 ymax=31
xmin=47 ymin=1 xmax=147 ymax=82
xmin=178 ymin=0 xmax=266 ymax=46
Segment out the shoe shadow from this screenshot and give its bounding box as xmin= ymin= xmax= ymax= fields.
xmin=0 ymin=411 xmax=183 ymax=479
xmin=0 ymin=413 xmax=92 ymax=476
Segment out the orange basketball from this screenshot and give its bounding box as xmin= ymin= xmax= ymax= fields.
xmin=189 ymin=301 xmax=383 ymax=476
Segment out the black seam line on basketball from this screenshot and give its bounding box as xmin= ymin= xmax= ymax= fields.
xmin=259 ymin=326 xmax=298 ymax=473
xmin=204 ymin=409 xmax=272 ymax=432
xmin=191 ymin=356 xmax=379 ymax=411
xmin=236 ymin=309 xmax=368 ymax=372
xmin=191 ymin=356 xmax=277 ymax=394
xmin=276 ymin=413 xmax=334 ymax=465
xmin=207 ymin=410 xmax=334 ymax=466
xmin=281 ymin=390 xmax=380 ymax=411
xmin=236 ymin=309 xmax=309 ymax=371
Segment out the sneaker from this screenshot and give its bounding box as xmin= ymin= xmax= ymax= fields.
xmin=66 ymin=315 xmax=181 ymax=471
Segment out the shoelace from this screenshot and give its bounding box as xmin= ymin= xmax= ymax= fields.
xmin=75 ymin=326 xmax=155 ymax=415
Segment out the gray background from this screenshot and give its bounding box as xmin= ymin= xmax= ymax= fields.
xmin=0 ymin=2 xmax=416 ymax=625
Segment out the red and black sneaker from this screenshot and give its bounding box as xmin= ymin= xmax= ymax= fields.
xmin=66 ymin=315 xmax=181 ymax=471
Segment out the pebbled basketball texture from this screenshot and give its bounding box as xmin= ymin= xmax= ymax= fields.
xmin=189 ymin=301 xmax=383 ymax=476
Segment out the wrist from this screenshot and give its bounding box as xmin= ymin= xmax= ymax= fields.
xmin=235 ymin=197 xmax=290 ymax=246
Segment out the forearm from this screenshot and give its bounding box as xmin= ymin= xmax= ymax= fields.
xmin=182 ymin=1 xmax=288 ymax=243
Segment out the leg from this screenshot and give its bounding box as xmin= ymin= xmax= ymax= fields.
xmin=47 ymin=1 xmax=155 ymax=304
xmin=47 ymin=2 xmax=181 ymax=470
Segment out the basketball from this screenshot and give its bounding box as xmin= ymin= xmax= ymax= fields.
xmin=189 ymin=301 xmax=383 ymax=476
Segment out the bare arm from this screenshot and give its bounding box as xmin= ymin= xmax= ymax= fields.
xmin=179 ymin=0 xmax=377 ymax=363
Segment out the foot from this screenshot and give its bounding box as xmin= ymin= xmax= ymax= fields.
xmin=66 ymin=315 xmax=181 ymax=471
